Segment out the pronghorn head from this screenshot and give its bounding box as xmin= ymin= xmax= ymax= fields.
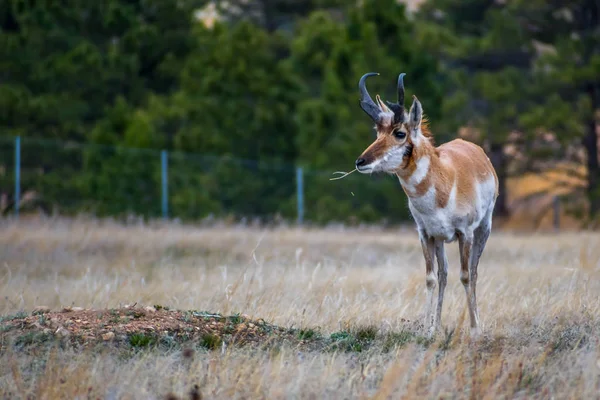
xmin=355 ymin=72 xmax=429 ymax=174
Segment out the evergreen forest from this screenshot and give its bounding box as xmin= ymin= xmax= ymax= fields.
xmin=1 ymin=0 xmax=598 ymax=226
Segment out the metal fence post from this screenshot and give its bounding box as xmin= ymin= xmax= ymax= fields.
xmin=161 ymin=150 xmax=168 ymax=219
xmin=553 ymin=195 xmax=560 ymax=231
xmin=296 ymin=166 xmax=304 ymax=224
xmin=14 ymin=136 xmax=20 ymax=219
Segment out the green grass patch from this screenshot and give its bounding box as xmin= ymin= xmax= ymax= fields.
xmin=227 ymin=313 xmax=243 ymax=325
xmin=14 ymin=331 xmax=53 ymax=347
xmin=129 ymin=333 xmax=157 ymax=348
xmin=354 ymin=325 xmax=377 ymax=342
xmin=199 ymin=333 xmax=222 ymax=350
xmin=328 ymin=326 xmax=378 ymax=353
xmin=296 ymin=328 xmax=321 ymax=341
xmin=0 ymin=311 xmax=29 ymax=323
xmin=382 ymin=330 xmax=418 ymax=352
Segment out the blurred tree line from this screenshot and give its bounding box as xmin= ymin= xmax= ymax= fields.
xmin=0 ymin=0 xmax=598 ymax=224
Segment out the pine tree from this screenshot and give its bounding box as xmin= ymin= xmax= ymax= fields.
xmin=287 ymin=0 xmax=443 ymax=223
xmin=506 ymin=0 xmax=600 ymax=217
xmin=415 ymin=0 xmax=543 ymax=217
xmin=0 ymin=0 xmax=208 ymax=216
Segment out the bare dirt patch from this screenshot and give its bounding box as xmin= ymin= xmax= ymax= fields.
xmin=0 ymin=305 xmax=300 ymax=352
xmin=0 ymin=305 xmax=433 ymax=356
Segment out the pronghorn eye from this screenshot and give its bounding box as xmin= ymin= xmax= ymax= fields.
xmin=394 ymin=130 xmax=406 ymax=140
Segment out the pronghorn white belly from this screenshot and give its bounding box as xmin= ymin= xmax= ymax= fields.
xmin=408 ymin=184 xmax=460 ymax=242
xmin=406 ymin=175 xmax=497 ymax=242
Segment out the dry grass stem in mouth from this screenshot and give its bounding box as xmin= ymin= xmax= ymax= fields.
xmin=329 ymin=168 xmax=357 ymax=180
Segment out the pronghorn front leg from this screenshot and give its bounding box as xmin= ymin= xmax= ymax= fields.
xmin=435 ymin=240 xmax=448 ymax=331
xmin=458 ymin=231 xmax=481 ymax=337
xmin=419 ymin=231 xmax=437 ymax=337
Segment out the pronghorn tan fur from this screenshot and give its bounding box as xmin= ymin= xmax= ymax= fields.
xmin=355 ymin=72 xmax=499 ymax=337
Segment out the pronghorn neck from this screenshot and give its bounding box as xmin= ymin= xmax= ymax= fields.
xmin=394 ymin=133 xmax=439 ymax=198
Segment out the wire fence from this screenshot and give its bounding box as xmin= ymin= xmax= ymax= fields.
xmin=0 ymin=136 xmax=413 ymax=225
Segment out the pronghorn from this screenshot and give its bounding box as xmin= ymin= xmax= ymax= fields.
xmin=354 ymin=72 xmax=499 ymax=337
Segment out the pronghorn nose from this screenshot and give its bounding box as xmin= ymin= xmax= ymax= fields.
xmin=355 ymin=158 xmax=366 ymax=168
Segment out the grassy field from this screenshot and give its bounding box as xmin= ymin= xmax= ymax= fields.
xmin=1 ymin=217 xmax=600 ymax=399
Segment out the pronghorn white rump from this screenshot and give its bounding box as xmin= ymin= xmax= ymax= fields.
xmin=354 ymin=72 xmax=499 ymax=337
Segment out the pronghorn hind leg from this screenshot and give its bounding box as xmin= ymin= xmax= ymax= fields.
xmin=434 ymin=240 xmax=448 ymax=332
xmin=470 ymin=215 xmax=492 ymax=328
xmin=419 ymin=231 xmax=437 ymax=337
xmin=458 ymin=231 xmax=480 ymax=337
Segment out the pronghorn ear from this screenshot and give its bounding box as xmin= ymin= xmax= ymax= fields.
xmin=375 ymin=94 xmax=391 ymax=114
xmin=407 ymin=95 xmax=422 ymax=135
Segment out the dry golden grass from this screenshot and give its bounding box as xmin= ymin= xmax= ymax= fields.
xmin=1 ymin=217 xmax=600 ymax=399
xmin=506 ymin=163 xmax=586 ymax=202
xmin=504 ymin=162 xmax=587 ymax=231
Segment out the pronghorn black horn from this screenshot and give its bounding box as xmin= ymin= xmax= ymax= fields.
xmin=385 ymin=73 xmax=407 ymax=124
xmin=397 ymin=73 xmax=406 ymax=106
xmin=358 ymin=72 xmax=382 ymax=124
